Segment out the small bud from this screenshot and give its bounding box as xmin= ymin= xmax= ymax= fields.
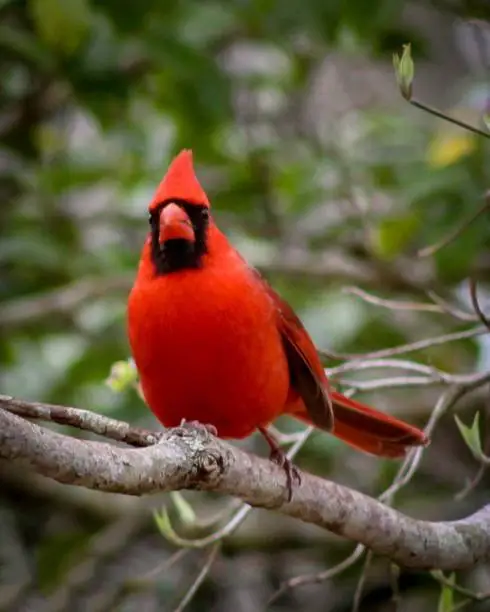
xmin=105 ymin=359 xmax=138 ymax=393
xmin=393 ymin=43 xmax=414 ymax=100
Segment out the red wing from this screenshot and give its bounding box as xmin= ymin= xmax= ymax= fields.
xmin=247 ymin=266 xmax=428 ymax=457
xmin=251 ymin=268 xmax=334 ymax=431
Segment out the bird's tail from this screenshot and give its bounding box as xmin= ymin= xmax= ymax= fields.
xmin=293 ymin=390 xmax=429 ymax=458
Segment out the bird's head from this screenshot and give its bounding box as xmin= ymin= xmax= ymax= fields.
xmin=148 ymin=150 xmax=211 ymax=274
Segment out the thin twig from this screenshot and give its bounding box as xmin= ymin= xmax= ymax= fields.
xmin=0 ymin=395 xmax=160 ymax=447
xmin=338 ymin=368 xmax=490 ymax=396
xmin=112 ymin=548 xmax=192 ymax=609
xmin=417 ymin=194 xmax=490 ymax=258
xmin=352 ymin=550 xmax=373 ymax=612
xmin=410 ymin=98 xmax=490 ymax=140
xmin=343 ymin=375 xmax=435 ymax=391
xmin=345 ymin=285 xmax=478 ymax=322
xmin=380 ymin=387 xmax=459 ymax=504
xmin=173 ymin=543 xmax=221 ymax=612
xmin=321 ymin=326 xmax=487 ymax=361
xmin=267 ymin=545 xmax=366 ymax=606
xmin=431 ymin=570 xmax=490 ymax=602
xmin=427 ymin=290 xmax=478 ymax=322
xmin=347 ymin=370 xmax=489 ymax=389
xmin=328 ymin=358 xmax=447 ymax=378
xmin=469 ymin=277 xmax=490 ymax=332
xmin=189 ymin=499 xmax=244 ymax=532
xmin=455 ymin=463 xmax=487 ymax=501
xmin=344 ymin=286 xmax=445 ymax=314
xmin=266 ymin=424 xmax=305 ymax=445
xmin=140 ymin=548 xmax=190 ymax=582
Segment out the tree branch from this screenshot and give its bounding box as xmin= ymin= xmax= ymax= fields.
xmin=321 ymin=325 xmax=487 ymax=361
xmin=469 ymin=277 xmax=490 ymax=332
xmin=0 ymin=395 xmax=158 ymax=447
xmin=344 ymin=285 xmax=478 ymax=322
xmin=1 ymin=404 xmax=490 ymax=571
xmin=417 ymin=194 xmax=490 ymax=258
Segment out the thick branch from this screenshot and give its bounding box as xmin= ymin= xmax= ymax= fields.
xmin=1 ymin=406 xmax=489 ymax=571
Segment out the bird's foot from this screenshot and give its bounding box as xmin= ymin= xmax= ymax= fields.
xmin=258 ymin=426 xmax=301 ymax=502
xmin=269 ymin=448 xmax=301 ymax=502
xmin=179 ymin=418 xmax=218 ymax=437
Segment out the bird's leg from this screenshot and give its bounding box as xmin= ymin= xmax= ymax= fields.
xmin=258 ymin=426 xmax=301 ymax=502
xmin=179 ymin=418 xmax=218 ymax=436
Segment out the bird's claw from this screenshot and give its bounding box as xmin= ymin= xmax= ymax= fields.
xmin=258 ymin=426 xmax=301 ymax=502
xmin=179 ymin=418 xmax=218 ymax=437
xmin=269 ymin=448 xmax=301 ymax=502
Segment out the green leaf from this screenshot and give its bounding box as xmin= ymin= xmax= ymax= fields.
xmin=170 ymin=492 xmax=197 ymax=526
xmin=153 ymin=506 xmax=193 ymax=546
xmin=393 ymin=43 xmax=414 ymax=100
xmin=435 ymin=571 xmax=455 ymax=612
xmin=153 ymin=507 xmax=174 ymax=539
xmin=455 ymin=413 xmax=482 ymax=459
xmin=29 ymin=0 xmax=91 ymax=56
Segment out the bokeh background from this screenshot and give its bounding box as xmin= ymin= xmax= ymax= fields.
xmin=1 ymin=0 xmax=490 ymax=610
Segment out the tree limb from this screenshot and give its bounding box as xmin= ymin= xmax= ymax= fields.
xmin=1 ymin=405 xmax=490 ymax=571
xmin=0 ymin=394 xmax=158 ymax=447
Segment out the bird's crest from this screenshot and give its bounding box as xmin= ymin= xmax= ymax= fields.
xmin=149 ymin=149 xmax=210 ymax=211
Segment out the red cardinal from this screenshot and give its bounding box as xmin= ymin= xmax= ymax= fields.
xmin=128 ymin=150 xmax=428 ymax=497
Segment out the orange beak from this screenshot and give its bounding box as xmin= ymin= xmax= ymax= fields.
xmin=159 ymin=203 xmax=195 ymax=245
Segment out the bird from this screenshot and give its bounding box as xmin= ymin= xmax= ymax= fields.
xmin=127 ymin=150 xmax=428 ymax=499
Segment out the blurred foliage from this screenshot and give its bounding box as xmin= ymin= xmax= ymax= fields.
xmin=1 ymin=0 xmax=490 ymax=610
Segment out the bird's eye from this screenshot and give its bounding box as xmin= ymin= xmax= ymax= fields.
xmin=148 ymin=214 xmax=153 ymax=225
xmin=201 ymin=209 xmax=209 ymax=220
